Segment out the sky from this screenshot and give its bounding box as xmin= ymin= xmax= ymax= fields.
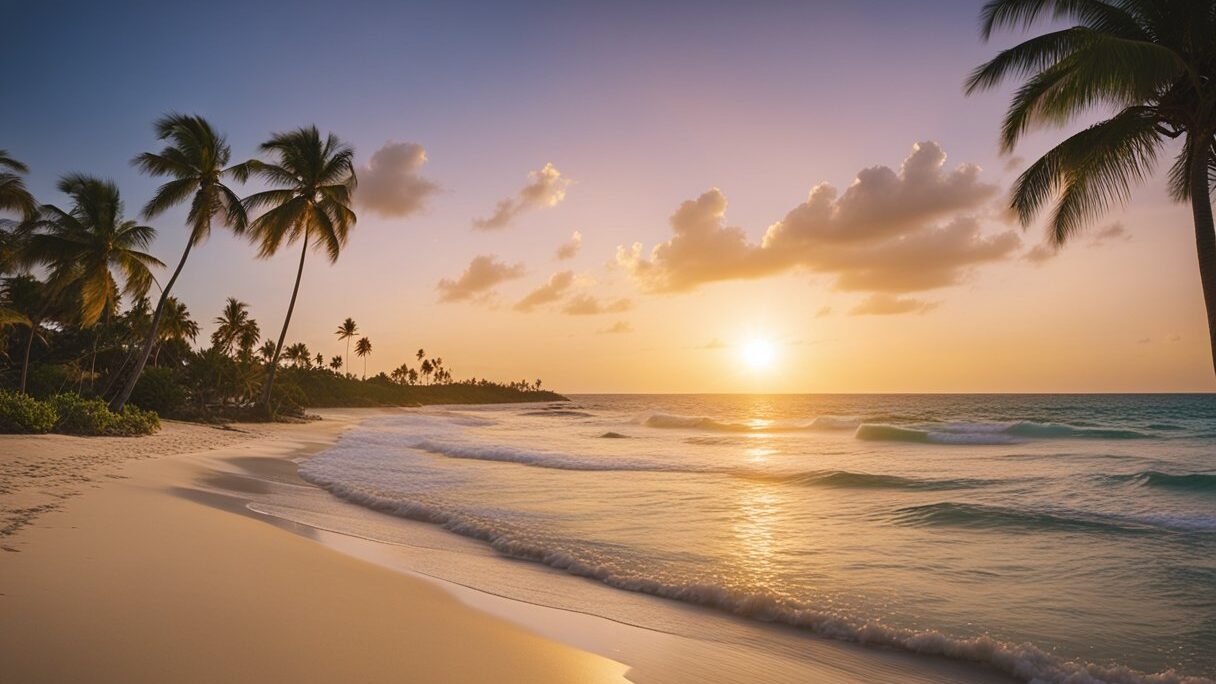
xmin=4 ymin=0 xmax=1213 ymax=393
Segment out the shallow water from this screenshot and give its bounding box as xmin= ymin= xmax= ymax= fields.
xmin=298 ymin=394 xmax=1216 ymax=683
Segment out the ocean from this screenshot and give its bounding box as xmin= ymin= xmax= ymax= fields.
xmin=277 ymin=395 xmax=1215 ymax=683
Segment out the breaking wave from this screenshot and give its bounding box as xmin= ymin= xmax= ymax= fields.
xmin=297 ymin=460 xmax=1209 ymax=684
xmin=856 ymin=421 xmax=1151 ymax=445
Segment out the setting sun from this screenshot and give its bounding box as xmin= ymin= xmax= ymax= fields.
xmin=741 ymin=339 xmax=777 ymax=370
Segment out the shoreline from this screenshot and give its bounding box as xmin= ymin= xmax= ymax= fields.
xmin=2 ymin=406 xmax=1018 ymax=683
xmin=0 ymin=408 xmax=628 ymax=683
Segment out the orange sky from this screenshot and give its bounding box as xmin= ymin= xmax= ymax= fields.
xmin=6 ymin=1 xmax=1213 ymax=392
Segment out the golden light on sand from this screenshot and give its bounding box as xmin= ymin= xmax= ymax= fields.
xmin=741 ymin=339 xmax=777 ymax=370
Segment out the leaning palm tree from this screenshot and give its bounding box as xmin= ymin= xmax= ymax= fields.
xmin=0 ymin=150 xmax=37 ymax=220
xmin=23 ymin=174 xmax=162 ymax=327
xmin=336 ymin=317 xmax=358 ymax=376
xmin=354 ymin=336 xmax=372 ymax=379
xmin=111 ymin=114 xmax=247 ymax=411
xmin=966 ymin=0 xmax=1216 ymax=373
xmin=241 ymin=126 xmax=357 ymax=414
xmin=211 ymin=297 xmax=259 ymax=357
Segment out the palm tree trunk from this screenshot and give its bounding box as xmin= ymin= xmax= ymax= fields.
xmin=260 ymin=236 xmax=309 ymax=416
xmin=363 ymin=356 xmax=367 ymax=380
xmin=19 ymin=324 xmax=34 ymax=394
xmin=110 ymin=238 xmax=195 ymax=411
xmin=1189 ymin=131 xmax=1216 ymax=376
xmin=345 ymin=338 xmax=350 ymax=377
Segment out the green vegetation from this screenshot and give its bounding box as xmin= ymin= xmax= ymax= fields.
xmin=0 ymin=389 xmax=57 ymax=433
xmin=0 ymin=390 xmax=157 ymax=436
xmin=0 ymin=116 xmax=559 ymax=433
xmin=967 ymin=0 xmax=1216 ymax=374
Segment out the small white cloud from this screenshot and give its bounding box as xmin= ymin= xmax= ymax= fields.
xmin=437 ymin=255 xmax=525 ymax=303
xmin=474 ymin=163 xmax=571 ymax=230
xmin=556 ymin=230 xmax=583 ymax=260
xmin=515 ymin=270 xmax=575 ymax=312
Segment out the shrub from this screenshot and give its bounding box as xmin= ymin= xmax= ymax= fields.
xmin=0 ymin=390 xmax=57 ymax=434
xmin=49 ymin=393 xmax=160 ymax=436
xmin=128 ymin=366 xmax=186 ymax=416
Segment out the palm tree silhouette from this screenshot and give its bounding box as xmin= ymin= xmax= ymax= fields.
xmin=258 ymin=340 xmax=277 ymax=363
xmin=23 ymin=175 xmax=162 ymax=327
xmin=967 ymin=0 xmax=1216 ymax=373
xmin=112 ymin=114 xmax=248 ymax=411
xmin=0 ymin=150 xmax=37 ymax=220
xmin=329 ymin=355 xmax=343 ymax=371
xmin=211 ymin=297 xmax=259 ymax=357
xmin=241 ymin=126 xmax=356 ymax=415
xmin=336 ymin=317 xmax=358 ymax=376
xmin=416 ymin=348 xmax=424 ymax=362
xmin=355 ymin=336 xmax=372 ymax=379
xmin=2 ymin=276 xmax=55 ymax=392
xmin=153 ymin=297 xmax=199 ymax=366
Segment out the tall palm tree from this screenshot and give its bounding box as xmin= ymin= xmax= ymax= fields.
xmin=211 ymin=297 xmax=260 ymax=357
xmin=23 ymin=175 xmax=162 ymax=327
xmin=241 ymin=126 xmax=357 ymax=414
xmin=0 ymin=150 xmax=37 ymax=220
xmin=966 ymin=0 xmax=1216 ymax=373
xmin=112 ymin=114 xmax=248 ymax=411
xmin=354 ymin=336 xmax=372 ymax=379
xmin=336 ymin=317 xmax=358 ymax=376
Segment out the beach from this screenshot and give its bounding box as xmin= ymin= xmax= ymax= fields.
xmin=0 ymin=409 xmax=629 ymax=684
xmin=3 ymin=399 xmax=1210 ymax=684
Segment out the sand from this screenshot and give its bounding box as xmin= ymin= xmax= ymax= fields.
xmin=0 ymin=408 xmax=1014 ymax=684
xmin=0 ymin=410 xmax=629 ymax=683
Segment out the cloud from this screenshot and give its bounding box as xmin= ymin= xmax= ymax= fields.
xmin=598 ymin=321 xmax=633 ymax=334
xmin=562 ymin=294 xmax=633 ymax=315
xmin=700 ymin=338 xmax=727 ymax=349
xmin=1088 ymin=222 xmax=1130 ymax=246
xmin=1137 ymin=336 xmax=1152 ymax=344
xmin=437 ymin=255 xmax=525 ymax=302
xmin=1023 ymin=243 xmax=1059 ymax=265
xmin=617 ymin=142 xmax=1018 ymax=306
xmin=514 ymin=270 xmax=575 ymax=312
xmin=556 ymin=230 xmax=583 ymax=260
xmin=356 ymin=142 xmax=440 ymax=218
xmin=815 ymin=305 xmax=832 ymax=318
xmin=849 ymin=294 xmax=939 ymax=316
xmin=474 ymin=163 xmax=571 ymax=230
xmin=1003 ymin=155 xmax=1025 ymax=172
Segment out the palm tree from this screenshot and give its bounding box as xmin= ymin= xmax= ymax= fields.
xmin=315 ymin=352 xmax=324 ymax=368
xmin=420 ymin=358 xmax=433 ymax=384
xmin=354 ymin=336 xmax=372 ymax=379
xmin=0 ymin=150 xmax=37 ymax=220
xmin=258 ymin=340 xmax=277 ymax=363
xmin=23 ymin=175 xmax=162 ymax=327
xmin=112 ymin=114 xmax=248 ymax=411
xmin=329 ymin=355 xmax=343 ymax=372
xmin=2 ymin=276 xmax=53 ymax=393
xmin=154 ymin=297 xmax=199 ymax=366
xmin=211 ymin=297 xmax=259 ymax=357
xmin=336 ymin=317 xmax=358 ymax=376
xmin=966 ymin=0 xmax=1216 ymax=373
xmin=241 ymin=126 xmax=356 ymax=414
xmin=283 ymin=342 xmax=311 ymax=368
xmin=416 ymin=348 xmax=425 ymax=362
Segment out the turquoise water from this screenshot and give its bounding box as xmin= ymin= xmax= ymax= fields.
xmin=300 ymin=394 xmax=1216 ymax=683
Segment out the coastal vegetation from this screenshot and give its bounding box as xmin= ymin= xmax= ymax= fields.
xmin=0 ymin=118 xmax=558 ymax=434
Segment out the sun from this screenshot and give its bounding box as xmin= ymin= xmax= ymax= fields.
xmin=741 ymin=338 xmax=777 ymax=370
